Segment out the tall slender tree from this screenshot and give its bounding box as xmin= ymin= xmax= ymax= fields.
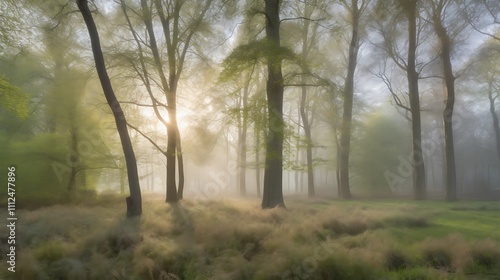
xmin=262 ymin=0 xmax=286 ymax=208
xmin=374 ymin=0 xmax=427 ymax=199
xmin=77 ymin=0 xmax=142 ymax=216
xmin=294 ymin=0 xmax=325 ymax=198
xmin=428 ymin=0 xmax=468 ymax=201
xmin=119 ymin=0 xmax=222 ymax=202
xmin=338 ymin=0 xmax=369 ymax=199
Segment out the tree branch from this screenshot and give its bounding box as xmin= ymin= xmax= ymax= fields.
xmin=280 ymin=16 xmax=325 ymax=23
xmin=120 ymin=100 xmax=168 ymax=109
xmin=127 ymin=122 xmax=167 ymax=155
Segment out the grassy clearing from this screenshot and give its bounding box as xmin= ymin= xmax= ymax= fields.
xmin=1 ymin=196 xmax=499 ymax=279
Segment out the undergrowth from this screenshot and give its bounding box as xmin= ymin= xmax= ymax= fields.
xmin=0 ymin=196 xmax=499 ymax=279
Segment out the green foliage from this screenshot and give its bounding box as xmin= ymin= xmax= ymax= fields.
xmin=392 ymin=267 xmax=434 ymax=280
xmin=220 ymin=39 xmax=297 ymax=82
xmin=384 ymin=215 xmax=430 ymax=228
xmin=468 ymin=240 xmax=500 ymax=269
xmin=0 ymin=133 xmax=71 ymax=208
xmin=385 ymin=249 xmax=410 ymax=271
xmin=33 ymin=240 xmax=68 ymax=263
xmin=351 ymin=112 xmax=411 ymax=193
xmin=0 ymin=74 xmax=29 ymax=119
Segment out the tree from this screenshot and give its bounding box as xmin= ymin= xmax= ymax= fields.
xmin=117 ymin=0 xmax=230 ymax=202
xmin=487 ymin=67 xmax=500 ymax=173
xmin=338 ymin=0 xmax=369 ymax=199
xmin=262 ymin=0 xmax=286 ymax=208
xmin=292 ymin=0 xmax=327 ymax=198
xmin=77 ymin=0 xmax=142 ymax=216
xmin=466 ymin=38 xmax=500 ymax=175
xmin=352 ymin=111 xmax=411 ymax=194
xmin=373 ymin=0 xmax=427 ymax=199
xmin=427 ymin=0 xmax=468 ymax=201
xmin=461 ymin=0 xmax=499 ymax=41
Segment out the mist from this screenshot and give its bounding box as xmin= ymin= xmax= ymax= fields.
xmin=1 ymin=0 xmax=499 ymax=279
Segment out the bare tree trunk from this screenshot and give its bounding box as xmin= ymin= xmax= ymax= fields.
xmin=255 ymin=119 xmax=262 ymax=197
xmin=238 ymin=85 xmax=249 ymax=196
xmin=433 ymin=9 xmax=457 ymax=201
xmin=140 ymin=0 xmax=182 ymax=203
xmin=120 ymin=169 xmax=125 ymax=194
xmin=300 ymin=80 xmax=315 ymax=197
xmin=339 ymin=0 xmax=361 ymax=199
xmin=406 ymin=0 xmax=426 ymax=200
xmin=488 ymin=79 xmax=500 ymax=168
xmin=262 ymin=0 xmax=285 ymax=209
xmin=67 ymin=128 xmax=78 ymax=199
xmin=77 ymin=0 xmax=142 ymax=217
xmin=176 ymin=125 xmax=184 ymax=199
xmin=165 ymin=112 xmax=178 ymax=202
xmin=295 ymin=113 xmax=300 ymax=193
xmin=299 ymin=12 xmax=315 ymax=197
xmin=332 ymin=119 xmax=342 ymax=197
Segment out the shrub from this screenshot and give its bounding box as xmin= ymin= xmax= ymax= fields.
xmin=385 ymin=249 xmax=409 ymax=271
xmin=394 ymin=267 xmax=435 ymax=280
xmin=33 ymin=240 xmax=69 ymax=263
xmin=384 ymin=215 xmax=429 ymax=228
xmin=322 ymin=218 xmax=369 ymax=236
xmin=420 ymin=235 xmax=469 ymax=272
xmin=422 ymin=247 xmax=453 ymax=270
xmin=469 ymin=239 xmax=500 ymax=269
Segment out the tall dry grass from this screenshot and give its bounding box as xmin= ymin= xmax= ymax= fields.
xmin=1 ymin=196 xmax=498 ymax=279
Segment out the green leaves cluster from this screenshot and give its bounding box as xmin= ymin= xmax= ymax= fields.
xmin=0 ymin=75 xmax=29 ymax=119
xmin=219 ymin=39 xmax=297 ymax=82
xmin=351 ymin=112 xmax=411 ymax=193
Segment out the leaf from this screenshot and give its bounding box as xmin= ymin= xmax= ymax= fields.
xmin=219 ymin=39 xmax=297 ymax=82
xmin=0 ymin=75 xmax=29 ymax=119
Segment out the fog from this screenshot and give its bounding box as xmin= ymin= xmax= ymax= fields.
xmin=1 ymin=0 xmax=500 ymax=279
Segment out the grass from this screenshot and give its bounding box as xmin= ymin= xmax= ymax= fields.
xmin=1 ymin=195 xmax=500 ymax=279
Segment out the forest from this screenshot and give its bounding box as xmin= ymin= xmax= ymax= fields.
xmin=0 ymin=0 xmax=499 ymax=279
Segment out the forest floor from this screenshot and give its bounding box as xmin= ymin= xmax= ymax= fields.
xmin=1 ymin=194 xmax=500 ymax=280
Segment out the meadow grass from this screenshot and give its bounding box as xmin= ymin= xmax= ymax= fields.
xmin=1 ymin=195 xmax=499 ymax=279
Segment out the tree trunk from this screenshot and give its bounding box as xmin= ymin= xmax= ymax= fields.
xmin=77 ymin=0 xmax=142 ymax=217
xmin=300 ymin=78 xmax=315 ymax=197
xmin=140 ymin=0 xmax=179 ymax=203
xmin=406 ymin=0 xmax=426 ymax=200
xmin=433 ymin=12 xmax=457 ymax=201
xmin=255 ymin=118 xmax=262 ymax=197
xmin=120 ymin=163 xmax=125 ymax=194
xmin=339 ymin=0 xmax=360 ymax=199
xmin=299 ymin=5 xmax=315 ymax=197
xmin=488 ymin=79 xmax=500 ymax=168
xmin=295 ymin=113 xmax=300 ymax=193
xmin=166 ymin=115 xmax=178 ymax=202
xmin=262 ymin=0 xmax=285 ymax=209
xmin=176 ymin=125 xmax=184 ymax=199
xmin=332 ymin=121 xmax=342 ymax=197
xmin=67 ymin=128 xmax=78 ymax=199
xmin=239 ymin=85 xmax=249 ymax=196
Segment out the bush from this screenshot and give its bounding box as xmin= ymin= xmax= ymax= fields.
xmin=384 ymin=215 xmax=429 ymax=228
xmin=385 ymin=249 xmax=409 ymax=271
xmin=33 ymin=240 xmax=69 ymax=263
xmin=394 ymin=267 xmax=435 ymax=280
xmin=469 ymin=240 xmax=500 ymax=269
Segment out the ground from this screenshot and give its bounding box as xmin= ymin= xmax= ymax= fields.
xmin=1 ymin=195 xmax=500 ymax=279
